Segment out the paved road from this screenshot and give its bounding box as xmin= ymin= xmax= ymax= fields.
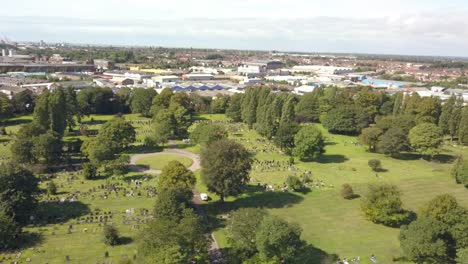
xmin=129 ymin=147 xmax=224 ymax=263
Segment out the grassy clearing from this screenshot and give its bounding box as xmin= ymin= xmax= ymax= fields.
xmin=135 ymin=154 xmax=193 ymax=170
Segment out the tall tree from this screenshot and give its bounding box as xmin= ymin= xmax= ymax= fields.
xmin=33 ymin=90 xmax=51 ymax=130
xmin=201 ymin=139 xmax=252 ymax=202
xmin=459 ymin=106 xmax=468 ymax=145
xmin=273 ymin=122 xmax=300 ymax=155
xmin=226 ymin=93 xmax=243 ymax=122
xmin=295 ymin=92 xmax=320 ymax=122
xmin=280 ymin=94 xmax=297 ymax=125
xmin=360 ymin=127 xmax=384 ymax=152
xmin=130 ymin=88 xmax=157 ymax=117
xmin=293 ymin=125 xmax=325 ymax=161
xmin=48 ymin=88 xmax=67 ymax=136
xmin=409 ymin=123 xmax=443 ymax=158
xmin=439 ymin=95 xmax=456 ymax=135
xmin=190 ymin=123 xmax=227 ymax=146
xmin=157 ymin=161 xmax=195 ymax=192
xmin=392 ymin=92 xmax=404 ymax=116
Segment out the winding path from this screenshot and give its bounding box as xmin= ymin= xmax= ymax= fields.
xmin=129 ymin=146 xmax=224 ymax=263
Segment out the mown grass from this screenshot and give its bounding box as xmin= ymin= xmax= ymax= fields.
xmin=135 ymin=154 xmax=193 ymax=170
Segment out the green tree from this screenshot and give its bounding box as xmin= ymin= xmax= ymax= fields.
xmin=451 ymin=156 xmax=468 ymax=187
xmin=32 ymin=131 xmax=62 ymax=165
xmin=416 ymin=97 xmax=441 ymax=123
xmin=286 ymin=175 xmax=303 ymax=191
xmin=226 ymin=93 xmax=243 ymax=122
xmin=48 ymin=88 xmax=67 ymax=136
xmin=0 ymin=163 xmax=39 ymax=224
xmin=190 ymin=123 xmax=227 ymax=146
xmin=82 ymin=162 xmax=97 ymax=180
xmin=47 ymin=180 xmax=57 ymax=195
xmin=377 ymin=127 xmax=409 ymax=157
xmin=409 ymin=123 xmax=443 ymax=158
xmin=201 ymin=139 xmax=252 ymax=202
xmin=130 ymin=88 xmax=157 ymax=117
xmin=439 ymin=95 xmax=455 ymax=135
xmin=153 ymin=187 xmax=193 ymax=220
xmin=459 ymin=106 xmax=468 ymax=145
xmin=98 ymin=117 xmax=136 ymax=150
xmin=341 ymin=183 xmax=356 ymax=200
xmin=360 ymin=127 xmax=383 ymax=152
xmin=449 ymin=97 xmax=464 ymax=141
xmin=392 ymin=91 xmax=404 ymax=116
xmin=293 ymin=125 xmax=325 ymax=161
xmin=157 ymin=161 xmax=195 ymax=192
xmin=0 ymin=211 xmax=16 ymax=249
xmin=456 ymin=248 xmax=468 ymax=264
xmin=400 ymin=217 xmax=450 ymax=263
xmin=273 ymin=122 xmax=299 ymax=154
xmin=280 ymin=94 xmax=297 ymax=125
xmin=227 ymin=208 xmax=268 ymax=259
xmin=255 ymin=215 xmax=304 ymax=263
xmin=295 ymin=92 xmax=320 ymax=122
xmin=33 ymin=90 xmax=51 ymax=129
xmin=211 ymin=93 xmax=229 ymax=113
xmin=361 ymin=183 xmax=411 ymax=227
xmin=103 ymin=225 xmax=119 ymax=246
xmin=11 ymin=90 xmax=35 ymax=114
xmin=138 ymin=209 xmax=208 ymax=263
xmin=322 ymin=105 xmax=367 ymax=134
xmin=64 ymin=87 xmax=79 ymax=131
xmin=241 ymin=87 xmax=259 ymax=129
xmin=150 ymin=88 xmax=173 ymax=117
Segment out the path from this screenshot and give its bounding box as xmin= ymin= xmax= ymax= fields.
xmin=129 ymin=145 xmax=224 ymax=263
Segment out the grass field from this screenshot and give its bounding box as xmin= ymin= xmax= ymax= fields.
xmin=1 ymin=113 xmax=467 ymax=264
xmin=135 ymin=154 xmax=193 ymax=170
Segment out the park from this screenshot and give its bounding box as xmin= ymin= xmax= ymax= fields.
xmin=0 ymin=86 xmax=467 ymax=264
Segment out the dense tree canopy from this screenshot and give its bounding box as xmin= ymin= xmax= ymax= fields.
xmin=409 ymin=123 xmax=443 ymax=158
xmin=129 ymin=88 xmax=157 ymax=117
xmin=190 ymin=123 xmax=228 ymax=146
xmin=293 ymin=125 xmax=325 ymax=161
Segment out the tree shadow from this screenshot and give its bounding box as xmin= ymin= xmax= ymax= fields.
xmin=123 ymin=173 xmax=154 ymax=181
xmin=34 ymin=201 xmax=91 ymax=225
xmin=81 ymin=120 xmax=106 ymax=125
xmin=9 ymin=232 xmax=44 ymax=250
xmin=432 ymin=154 xmax=456 ymax=164
xmin=118 ymin=236 xmax=133 ymax=245
xmin=393 ymin=153 xmax=421 ymax=161
xmin=316 ymin=154 xmax=349 ymax=164
xmin=1 ymin=119 xmax=32 ymax=126
xmin=298 ymin=244 xmax=340 ymax=264
xmin=124 ymin=145 xmax=163 ymax=154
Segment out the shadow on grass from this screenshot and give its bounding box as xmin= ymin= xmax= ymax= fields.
xmin=393 ymin=153 xmax=455 ymax=164
xmin=124 ymin=145 xmax=163 ymax=154
xmin=2 ymin=232 xmax=45 ymax=251
xmin=118 ymin=236 xmax=133 ymax=245
xmin=1 ymin=119 xmax=32 ymax=126
xmin=35 ymin=201 xmax=91 ymax=225
xmin=124 ymin=173 xmax=154 ymax=181
xmin=316 ymin=154 xmax=349 ymax=164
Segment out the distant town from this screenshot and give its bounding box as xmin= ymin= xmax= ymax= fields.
xmin=1 ymin=39 xmax=467 ymax=102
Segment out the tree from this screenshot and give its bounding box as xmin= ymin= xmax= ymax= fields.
xmin=190 ymin=123 xmax=227 ymax=146
xmin=377 ymin=127 xmax=409 ymax=157
xmin=98 ymin=117 xmax=136 ymax=150
xmin=130 ymin=88 xmax=157 ymax=117
xmin=456 ymin=248 xmax=468 ymax=264
xmin=227 ymin=208 xmax=268 ymax=259
xmin=33 ymin=90 xmax=51 ymax=130
xmin=0 ymin=211 xmax=16 ymax=249
xmin=368 ymin=159 xmax=382 ymax=172
xmin=286 ymin=175 xmax=303 ymax=191
xmin=293 ymin=125 xmax=325 ymax=161
xmin=211 ymin=93 xmax=229 ymax=114
xmin=82 ymin=162 xmax=97 ymax=180
xmin=0 ymin=163 xmax=39 ymax=224
xmin=153 ymin=187 xmax=193 ymax=221
xmin=439 ymin=95 xmax=455 ymax=135
xmin=0 ymin=94 xmax=12 ymax=117
xmin=150 ymin=88 xmax=173 ymax=117
xmin=153 ymin=109 xmax=175 ymax=143
xmin=32 ymin=131 xmax=62 ymax=165
xmin=360 ymin=127 xmax=383 ymax=152
xmin=64 ymin=87 xmax=79 ymax=131
xmin=400 ymin=217 xmax=450 ymax=263
xmin=255 ymin=215 xmax=303 ymax=263
xmin=77 ymin=87 xmax=120 ymax=115
xmin=103 ymin=225 xmax=119 ymax=246
xmin=409 ymin=123 xmax=443 ymax=158
xmin=421 ymin=194 xmax=461 ymax=224
xmin=11 ymin=90 xmax=35 ymax=114
xmin=47 ymin=180 xmax=57 ymax=195
xmin=226 ymin=93 xmax=243 ymax=122
xmin=449 ymin=97 xmax=464 ymax=141
xmin=201 ymin=139 xmax=252 ymax=202
xmin=452 ymin=156 xmax=468 ymax=188
xmin=280 ymin=94 xmax=297 ymax=125
xmin=138 ymin=209 xmax=208 ymax=263
xmin=416 ymin=97 xmax=441 ymax=123
xmin=295 ymin=92 xmax=320 ymax=122
xmin=361 ymin=183 xmax=411 ymax=227
xmin=459 ymin=106 xmax=468 ymax=145
xmin=241 ymin=87 xmax=260 ymax=128
xmin=157 ymin=161 xmax=195 ymax=192
xmin=48 ymin=88 xmax=67 ymax=136
xmin=341 ymin=184 xmax=355 ymax=200
xmin=273 ymin=122 xmax=299 ymax=154
xmin=322 ymin=105 xmax=368 ymax=134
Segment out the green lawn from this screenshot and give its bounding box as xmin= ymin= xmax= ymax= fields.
xmin=135 ymin=154 xmax=193 ymax=170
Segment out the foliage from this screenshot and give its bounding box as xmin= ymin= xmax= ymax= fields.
xmin=0 ymin=210 xmax=16 ymax=249
xmin=377 ymin=127 xmax=409 ymax=157
xmin=82 ymin=162 xmax=97 ymax=180
xmin=0 ymin=163 xmax=39 ymax=224
xmin=293 ymin=125 xmax=325 ymax=161
xmin=341 ymin=184 xmax=356 ymax=200
xmin=190 ymin=123 xmax=227 ymax=146
xmin=201 ymin=139 xmax=252 ymax=202
xmin=451 ymin=156 xmax=468 ymax=187
xmin=129 ymin=88 xmax=157 ymax=117
xmin=226 ymin=208 xmax=268 ymax=259
xmin=153 ymin=187 xmax=193 ymax=221
xmin=255 ymin=215 xmax=304 ymax=263
xmin=322 ymin=105 xmax=370 ymax=134
xmin=368 ymin=159 xmax=382 ymax=172
xmin=103 ymin=225 xmax=119 ymax=246
xmin=77 ymin=87 xmax=122 ymax=115
xmin=361 ymin=183 xmax=411 ymax=227
xmin=273 ymin=122 xmax=299 ymax=154
xmin=295 ymin=92 xmax=320 ymax=122
xmin=360 ymin=127 xmax=383 ymax=152
xmin=47 ymin=180 xmax=58 ymax=195
xmin=409 ymin=123 xmax=443 ymax=158
xmin=157 ymin=161 xmax=195 ymax=192
xmin=286 ymin=175 xmax=303 ymax=191
xmin=226 ymin=93 xmax=243 ymax=122
xmin=459 ymin=106 xmax=468 ymax=145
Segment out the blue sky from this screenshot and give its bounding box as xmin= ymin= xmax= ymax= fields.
xmin=1 ymin=0 xmax=468 ymax=56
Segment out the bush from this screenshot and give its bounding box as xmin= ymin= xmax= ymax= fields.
xmin=286 ymin=176 xmax=303 ymax=191
xmin=368 ymin=159 xmax=382 ymax=172
xmin=82 ymin=163 xmax=97 ymax=180
xmin=341 ymin=184 xmax=355 ymax=199
xmin=47 ymin=181 xmax=57 ymax=195
xmin=103 ymin=225 xmax=119 ymax=246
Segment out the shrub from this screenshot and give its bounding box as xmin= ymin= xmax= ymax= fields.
xmin=341 ymin=184 xmax=355 ymax=199
xmin=286 ymin=176 xmax=303 ymax=191
xmin=47 ymin=181 xmax=57 ymax=195
xmin=103 ymin=225 xmax=119 ymax=246
xmin=368 ymin=159 xmax=382 ymax=172
xmin=82 ymin=162 xmax=97 ymax=180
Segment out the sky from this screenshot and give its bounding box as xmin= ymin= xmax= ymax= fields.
xmin=1 ymin=0 xmax=468 ymax=57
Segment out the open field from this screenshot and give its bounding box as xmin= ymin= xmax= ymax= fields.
xmin=135 ymin=154 xmax=193 ymax=170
